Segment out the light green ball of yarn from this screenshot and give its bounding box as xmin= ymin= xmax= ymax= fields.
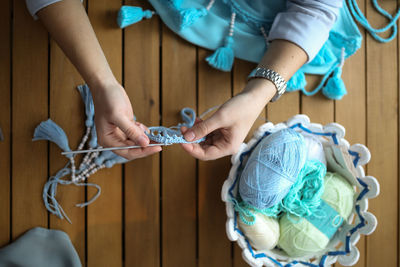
xmin=278 ymin=172 xmax=355 ymax=258
xmin=238 ymin=212 xmax=280 ymax=250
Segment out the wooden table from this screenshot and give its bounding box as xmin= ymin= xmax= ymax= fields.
xmin=0 ymin=0 xmax=398 ymax=266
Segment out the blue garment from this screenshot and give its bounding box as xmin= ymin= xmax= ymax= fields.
xmin=25 ymin=0 xmax=399 ymax=99
xmin=0 ymin=228 xmax=81 ymax=267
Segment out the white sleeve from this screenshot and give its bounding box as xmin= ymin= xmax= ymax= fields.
xmin=267 ymin=0 xmax=343 ymax=62
xmin=25 ymin=0 xmax=63 ymax=19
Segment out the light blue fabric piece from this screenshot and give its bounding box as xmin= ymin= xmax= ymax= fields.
xmin=146 ymin=107 xmax=205 ymax=144
xmin=148 ymin=0 xmax=361 ymax=69
xmin=306 ymin=200 xmax=344 ymax=239
xmin=0 ymin=227 xmax=81 ymax=267
xmin=238 ymin=128 xmax=307 ymax=210
xmin=146 ymin=0 xmax=362 ymax=99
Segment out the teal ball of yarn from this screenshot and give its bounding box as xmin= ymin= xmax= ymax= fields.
xmin=278 ymin=172 xmax=355 ymax=258
xmin=239 ymin=128 xmax=307 ymax=210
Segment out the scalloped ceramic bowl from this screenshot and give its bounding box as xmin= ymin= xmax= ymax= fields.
xmin=222 ymin=114 xmax=379 ymax=267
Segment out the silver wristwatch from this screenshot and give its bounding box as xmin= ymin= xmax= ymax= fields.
xmin=247 ymin=67 xmax=287 ymax=102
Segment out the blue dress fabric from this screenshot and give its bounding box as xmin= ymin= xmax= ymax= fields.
xmin=0 ymin=227 xmax=81 ymax=267
xmin=25 ymin=0 xmax=364 ymax=98
xmin=148 ymin=0 xmax=362 ymax=71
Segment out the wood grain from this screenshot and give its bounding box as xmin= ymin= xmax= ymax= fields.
xmin=48 ymin=37 xmax=86 ymax=264
xmin=267 ymin=91 xmax=301 ymax=124
xmin=301 ymin=75 xmax=334 ymax=125
xmin=124 ymin=1 xmax=160 ymax=266
xmin=197 ymin=48 xmax=232 ymax=267
xmin=12 ymin=0 xmax=49 ymax=239
xmin=87 ymin=0 xmax=123 ymax=266
xmin=161 ymin=26 xmax=197 ymax=267
xmin=365 ymin=1 xmax=399 ymax=266
xmin=0 ymin=0 xmax=11 ymax=247
xmin=232 ymin=59 xmax=258 ymax=267
xmin=335 ymin=0 xmax=367 ymax=266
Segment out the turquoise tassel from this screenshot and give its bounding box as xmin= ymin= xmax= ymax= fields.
xmin=89 ymin=125 xmax=98 ymax=148
xmin=169 ymin=0 xmax=183 ymax=8
xmin=77 ymin=84 xmax=95 ymax=127
xmin=287 ymin=70 xmax=307 ymax=91
xmin=117 ymin=6 xmax=153 ymax=29
xmin=33 ymin=119 xmax=72 ymax=157
xmin=206 ymin=36 xmax=235 ymax=72
xmin=179 ymin=7 xmax=208 ymax=29
xmin=310 ymin=44 xmax=336 ymax=65
xmin=322 ymin=68 xmax=347 ymax=100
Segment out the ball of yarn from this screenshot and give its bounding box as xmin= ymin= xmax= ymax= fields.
xmin=280 ymin=160 xmax=326 ymax=218
xmin=239 ymin=128 xmax=307 ymax=210
xmin=278 ymin=172 xmax=355 ymax=258
xmin=303 ymin=134 xmax=326 ymax=166
xmin=238 ymin=212 xmax=280 ymax=251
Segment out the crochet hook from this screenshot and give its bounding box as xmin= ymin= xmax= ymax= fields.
xmin=61 ymin=143 xmax=170 ymax=155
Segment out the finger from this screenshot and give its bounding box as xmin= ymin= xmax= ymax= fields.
xmin=113 ymin=116 xmax=149 ymax=147
xmin=100 ymin=134 xmax=162 ymax=160
xmin=181 ymin=126 xmax=187 ymax=133
xmin=113 ymin=145 xmax=162 ymax=160
xmin=183 ymin=116 xmax=220 ymax=142
xmin=180 ymin=143 xmax=225 ymax=161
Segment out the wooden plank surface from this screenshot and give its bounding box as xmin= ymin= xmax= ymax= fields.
xmin=365 ymin=1 xmax=399 ymax=266
xmin=336 ymin=0 xmax=367 ymax=266
xmin=232 ymin=59 xmax=258 ymax=267
xmin=48 ymin=34 xmax=86 ymax=263
xmin=161 ymin=26 xmax=197 ymax=267
xmin=87 ymin=0 xmax=123 ymax=266
xmin=12 ymin=0 xmax=49 ymax=238
xmin=0 ymin=0 xmax=11 ymax=247
xmin=124 ymin=1 xmax=160 ymax=266
xmin=301 ymin=75 xmax=334 ymax=125
xmin=267 ymin=91 xmax=301 ymax=123
xmin=197 ymin=49 xmax=232 ymax=267
xmin=2 ymin=1 xmax=400 ymax=267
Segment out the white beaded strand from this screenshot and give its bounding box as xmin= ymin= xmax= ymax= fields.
xmin=260 ymin=26 xmax=268 ymax=46
xmin=229 ymin=12 xmax=237 ymax=38
xmin=206 ymin=0 xmax=215 ymax=10
xmin=77 ymin=127 xmax=91 ymax=151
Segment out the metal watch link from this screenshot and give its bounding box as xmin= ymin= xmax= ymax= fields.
xmin=247 ymin=67 xmax=287 ymax=102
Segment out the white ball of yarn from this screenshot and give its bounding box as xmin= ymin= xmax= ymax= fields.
xmin=238 ymin=213 xmax=280 ymax=250
xmin=303 ymin=134 xmax=326 ymax=166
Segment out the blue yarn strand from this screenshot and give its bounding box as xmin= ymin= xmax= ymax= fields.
xmin=43 ymin=166 xmax=73 ymax=223
xmin=146 ymin=107 xmax=205 ymax=144
xmin=77 ymin=84 xmax=95 ymax=128
xmin=347 ymin=0 xmax=400 ymax=43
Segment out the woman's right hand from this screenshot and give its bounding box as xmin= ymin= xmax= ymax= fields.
xmin=91 ymin=80 xmax=162 ymax=160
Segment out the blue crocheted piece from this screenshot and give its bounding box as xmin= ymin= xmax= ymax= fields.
xmin=33 ymin=84 xmax=204 ymax=223
xmin=146 ymin=107 xmax=205 ymax=144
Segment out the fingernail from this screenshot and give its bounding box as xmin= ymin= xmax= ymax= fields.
xmin=184 ymin=131 xmax=195 ymax=141
xmin=138 ymin=123 xmax=148 ymax=132
xmin=137 ymin=135 xmax=149 ymax=146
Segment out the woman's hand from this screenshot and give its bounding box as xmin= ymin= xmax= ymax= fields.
xmin=91 ymin=81 xmax=162 ymax=160
xmin=181 ymin=79 xmax=276 ymax=160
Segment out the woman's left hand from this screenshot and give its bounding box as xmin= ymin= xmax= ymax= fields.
xmin=181 ymin=79 xmax=276 ymax=160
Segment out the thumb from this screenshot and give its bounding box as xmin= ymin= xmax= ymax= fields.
xmin=184 ymin=116 xmax=219 ymax=142
xmin=114 ymin=116 xmax=149 ymax=147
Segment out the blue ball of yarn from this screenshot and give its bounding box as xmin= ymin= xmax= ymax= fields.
xmin=239 ymin=128 xmax=307 ymax=210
